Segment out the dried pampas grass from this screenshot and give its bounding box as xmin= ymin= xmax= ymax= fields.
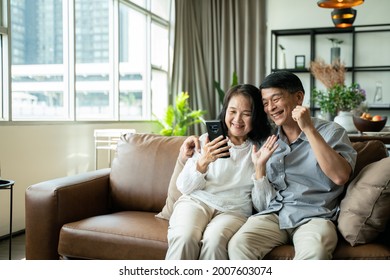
xmin=310 ymin=59 xmax=345 ymax=89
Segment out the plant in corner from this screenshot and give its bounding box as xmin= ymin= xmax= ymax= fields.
xmin=155 ymin=92 xmax=206 ymax=136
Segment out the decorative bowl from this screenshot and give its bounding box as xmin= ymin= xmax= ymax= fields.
xmin=352 ymin=115 xmax=387 ymax=132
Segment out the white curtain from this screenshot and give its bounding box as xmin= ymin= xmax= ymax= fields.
xmin=171 ymin=0 xmax=266 ymax=133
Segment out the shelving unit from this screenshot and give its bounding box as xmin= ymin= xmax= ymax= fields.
xmin=270 ymin=24 xmax=390 ymax=115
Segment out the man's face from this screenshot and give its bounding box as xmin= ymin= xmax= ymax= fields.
xmin=261 ymin=87 xmax=300 ymax=126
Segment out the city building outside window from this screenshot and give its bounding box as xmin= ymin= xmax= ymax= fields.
xmin=7 ymin=0 xmax=172 ymax=121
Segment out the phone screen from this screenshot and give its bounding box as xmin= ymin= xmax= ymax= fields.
xmin=205 ymin=120 xmax=230 ymax=158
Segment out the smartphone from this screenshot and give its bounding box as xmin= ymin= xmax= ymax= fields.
xmin=205 ymin=120 xmax=230 ymax=158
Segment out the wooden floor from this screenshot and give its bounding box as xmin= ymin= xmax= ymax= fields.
xmin=0 ymin=232 xmax=25 ymax=260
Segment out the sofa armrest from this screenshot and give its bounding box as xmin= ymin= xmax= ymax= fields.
xmin=25 ymin=168 xmax=111 ymax=260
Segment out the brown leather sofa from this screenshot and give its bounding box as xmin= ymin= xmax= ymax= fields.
xmin=25 ymin=133 xmax=390 ymax=260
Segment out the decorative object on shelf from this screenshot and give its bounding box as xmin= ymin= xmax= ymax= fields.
xmin=310 ymin=59 xmax=366 ymax=131
xmin=155 ymin=92 xmax=206 ymax=136
xmin=331 ymin=8 xmax=357 ymax=28
xmin=373 ymin=81 xmax=383 ymax=103
xmin=368 ymin=81 xmax=390 ymax=108
xmin=310 ymin=59 xmax=345 ymax=89
xmin=312 ymin=83 xmax=366 ymax=117
xmin=317 ymin=0 xmax=364 ymax=9
xmin=328 ymin=38 xmax=343 ymax=64
xmin=295 ymin=55 xmax=305 ymax=69
xmin=334 ymin=110 xmax=357 ymax=132
xmin=279 ymin=44 xmax=286 ymax=69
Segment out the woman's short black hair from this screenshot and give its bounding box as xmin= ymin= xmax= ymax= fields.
xmin=260 ymin=70 xmax=305 ymax=95
xmin=218 ymin=84 xmax=271 ymax=142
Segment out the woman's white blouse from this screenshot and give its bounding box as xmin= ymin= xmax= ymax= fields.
xmin=176 ymin=133 xmax=275 ymax=217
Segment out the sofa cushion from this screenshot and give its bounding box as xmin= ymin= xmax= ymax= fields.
xmin=155 ymin=158 xmax=184 ymax=220
xmin=58 ymin=211 xmax=169 ymax=260
xmin=110 ymin=133 xmax=187 ymax=212
xmin=338 ymin=157 xmax=390 ymax=246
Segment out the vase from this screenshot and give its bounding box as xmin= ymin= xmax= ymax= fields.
xmin=280 ymin=51 xmax=286 ymax=69
xmin=318 ymin=111 xmax=335 ymax=121
xmin=334 ymin=111 xmax=357 ymax=133
xmin=331 ymin=47 xmax=340 ymax=64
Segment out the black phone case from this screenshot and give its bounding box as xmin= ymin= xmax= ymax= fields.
xmin=205 ymin=120 xmax=230 ymax=158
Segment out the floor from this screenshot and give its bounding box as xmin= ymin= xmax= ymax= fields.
xmin=0 ymin=232 xmax=25 ymax=260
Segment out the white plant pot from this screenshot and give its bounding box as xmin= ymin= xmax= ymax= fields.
xmin=334 ymin=111 xmax=357 ymax=133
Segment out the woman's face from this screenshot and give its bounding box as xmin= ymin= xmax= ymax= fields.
xmin=224 ymin=94 xmax=253 ymax=145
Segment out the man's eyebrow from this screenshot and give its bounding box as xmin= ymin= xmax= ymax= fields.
xmin=262 ymin=93 xmax=283 ymax=101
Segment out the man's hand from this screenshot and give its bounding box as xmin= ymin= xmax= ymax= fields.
xmin=292 ymin=105 xmax=314 ymax=132
xmin=293 ymin=106 xmax=352 ymax=185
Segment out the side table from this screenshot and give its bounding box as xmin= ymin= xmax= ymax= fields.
xmin=0 ymin=179 xmax=15 ymax=260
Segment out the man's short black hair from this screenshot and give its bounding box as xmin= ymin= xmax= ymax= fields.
xmin=260 ymin=71 xmax=305 ymax=95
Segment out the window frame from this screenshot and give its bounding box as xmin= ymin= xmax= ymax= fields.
xmin=0 ymin=0 xmax=172 ymax=122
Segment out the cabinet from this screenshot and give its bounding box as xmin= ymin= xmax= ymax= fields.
xmin=270 ymin=24 xmax=390 ymax=115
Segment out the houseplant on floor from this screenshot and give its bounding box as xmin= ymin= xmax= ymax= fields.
xmin=155 ymin=91 xmax=206 ymax=136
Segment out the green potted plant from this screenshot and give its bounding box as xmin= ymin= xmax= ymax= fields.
xmin=310 ymin=58 xmax=366 ymax=132
xmin=155 ymin=92 xmax=206 ymax=136
xmin=313 ymin=83 xmax=366 ymax=132
xmin=312 ymin=83 xmax=366 ymax=116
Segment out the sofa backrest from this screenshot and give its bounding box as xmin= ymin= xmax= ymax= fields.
xmin=351 ymin=140 xmax=388 ymax=180
xmin=109 ymin=133 xmax=187 ymax=212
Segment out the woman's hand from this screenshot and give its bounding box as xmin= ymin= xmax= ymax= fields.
xmin=196 ymin=135 xmax=230 ymax=173
xmin=179 ymin=135 xmax=200 ymax=164
xmin=252 ymin=135 xmax=278 ymax=179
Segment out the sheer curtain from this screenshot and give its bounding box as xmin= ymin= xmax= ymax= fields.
xmin=171 ymin=0 xmax=266 ymax=133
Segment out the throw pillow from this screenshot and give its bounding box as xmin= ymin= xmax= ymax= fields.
xmin=338 ymin=157 xmax=390 ymax=246
xmin=155 ymin=157 xmax=184 ymax=220
xmin=351 ymin=140 xmax=388 ymax=180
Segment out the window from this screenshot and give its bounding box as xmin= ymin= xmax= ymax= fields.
xmin=0 ymin=1 xmax=10 ymax=120
xmin=0 ymin=36 xmax=5 ymax=120
xmin=6 ymin=0 xmax=172 ymax=121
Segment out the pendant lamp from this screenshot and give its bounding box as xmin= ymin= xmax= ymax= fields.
xmin=317 ymin=0 xmax=364 ymax=9
xmin=331 ymin=8 xmax=357 ymax=28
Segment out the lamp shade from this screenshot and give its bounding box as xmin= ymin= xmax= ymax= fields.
xmin=332 ymin=8 xmax=357 ymax=28
xmin=317 ymin=0 xmax=364 ymax=9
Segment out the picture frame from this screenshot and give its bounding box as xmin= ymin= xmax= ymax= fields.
xmin=295 ymin=55 xmax=305 ymax=69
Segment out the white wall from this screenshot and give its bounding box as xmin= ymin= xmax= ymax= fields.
xmin=0 ymin=122 xmax=159 ymax=236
